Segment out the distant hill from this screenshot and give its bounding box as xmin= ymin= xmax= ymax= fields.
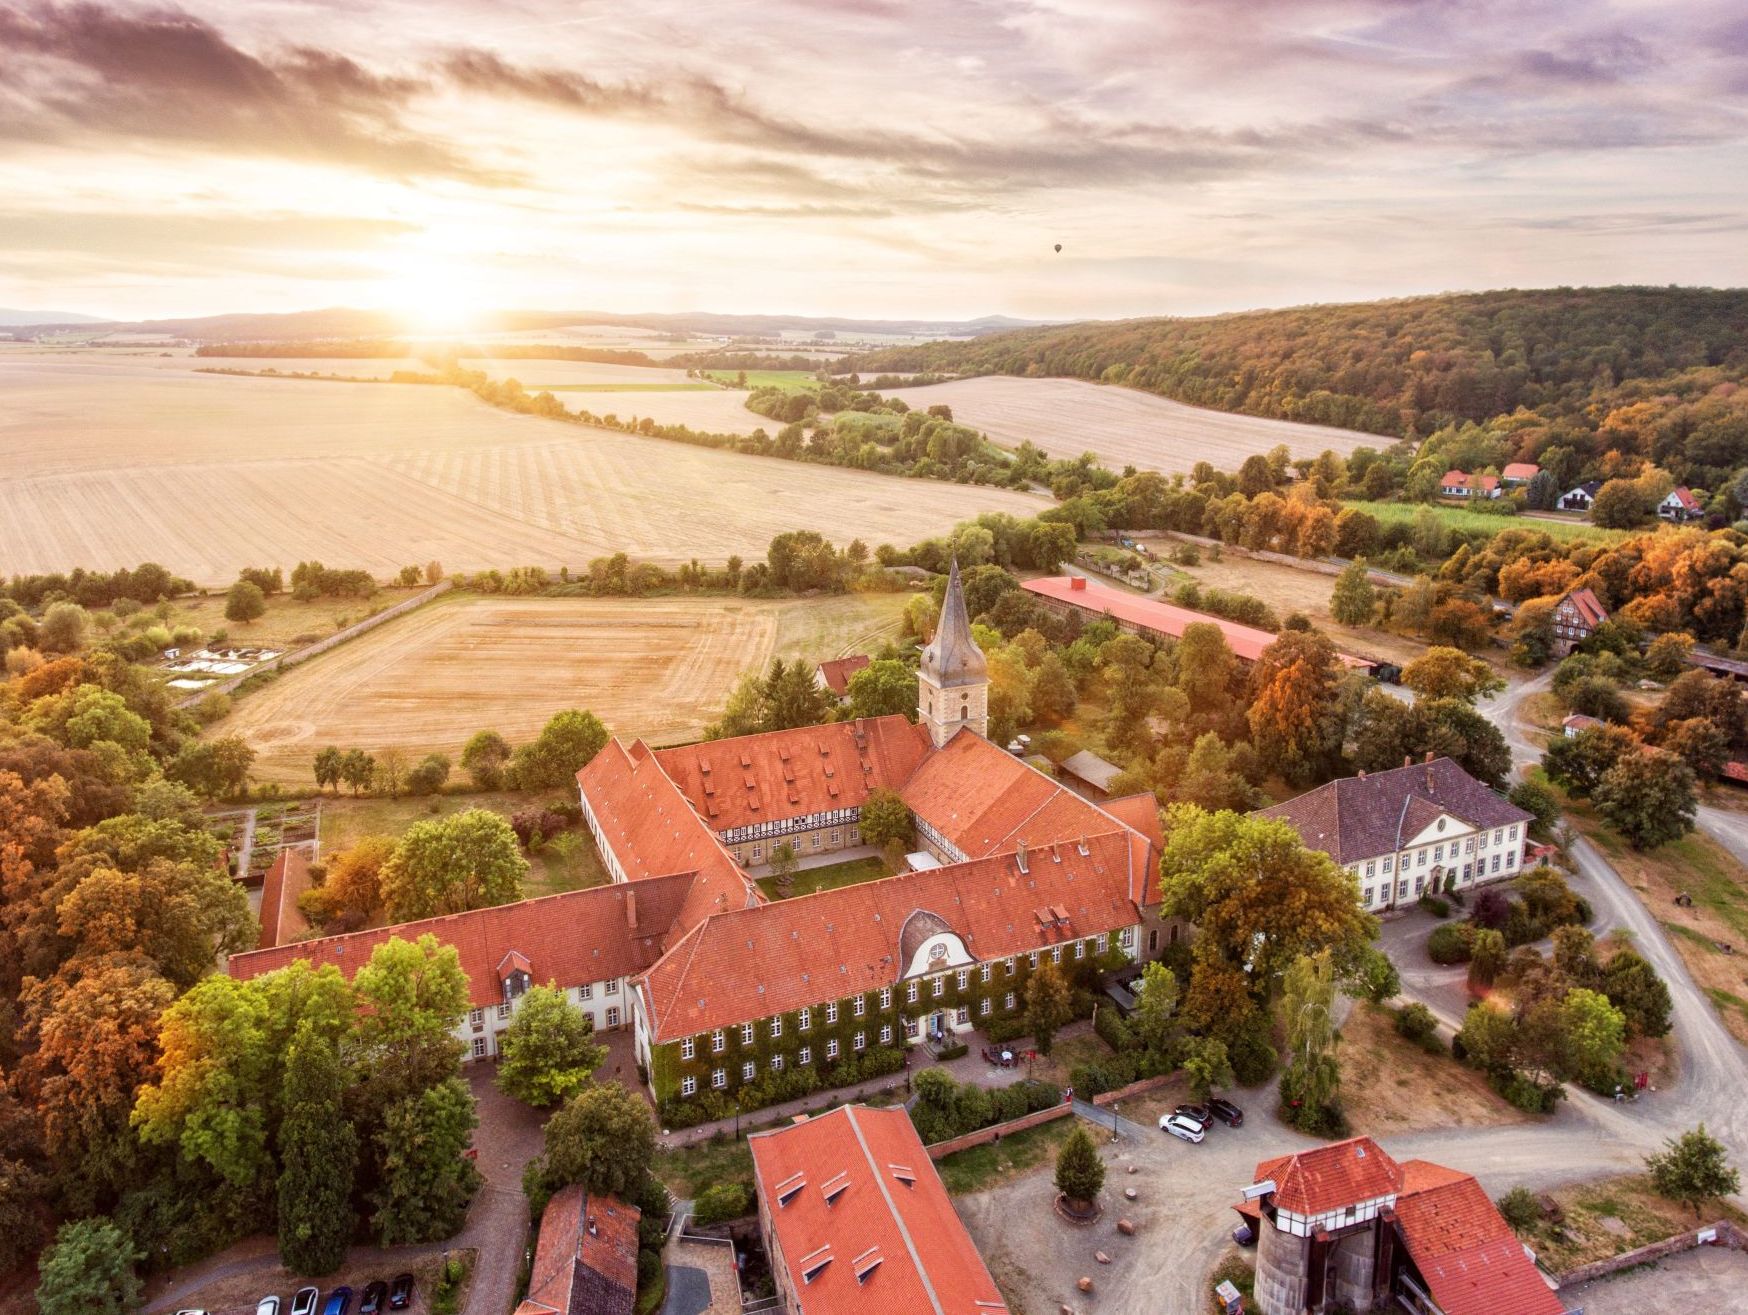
xmin=0 ymin=307 xmax=108 ymax=326
xmin=8 ymin=306 xmax=1042 ymax=343
xmin=843 ymin=286 xmax=1748 ymax=439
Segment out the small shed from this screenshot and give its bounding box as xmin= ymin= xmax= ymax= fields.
xmin=1061 ymin=749 xmax=1124 ymax=797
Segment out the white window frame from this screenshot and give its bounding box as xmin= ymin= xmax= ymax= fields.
xmin=770 ymin=1015 xmax=783 ymax=1039
xmin=742 ymin=1061 xmax=756 ymax=1082
xmin=826 ymin=1001 xmax=839 ymax=1024
xmin=742 ymin=1022 xmax=756 ymax=1045
xmin=827 ymin=1038 xmax=840 ymax=1060
xmin=606 ymin=1006 xmax=620 ymax=1028
xmin=799 ymin=1007 xmax=811 ymax=1031
xmin=712 ymin=1068 xmax=727 ymax=1090
xmin=471 ymin=1036 xmax=487 ymax=1059
xmin=712 ymin=1029 xmax=726 ymax=1053
xmin=682 ymin=1037 xmax=696 ymax=1061
xmin=799 ymin=1046 xmax=812 ymax=1066
xmin=681 ymin=1076 xmax=698 ymax=1097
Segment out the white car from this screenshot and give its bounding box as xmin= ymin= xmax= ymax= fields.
xmin=258 ymin=1300 xmax=282 ymax=1315
xmin=291 ymin=1290 xmax=321 ymax=1315
xmin=1160 ymin=1112 xmax=1206 ymax=1143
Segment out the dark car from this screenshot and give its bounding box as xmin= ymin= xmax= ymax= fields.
xmin=1208 ymin=1097 xmax=1245 ymax=1128
xmin=322 ymin=1288 xmax=353 ymax=1315
xmin=359 ymin=1282 xmax=387 ymax=1315
xmin=387 ymin=1275 xmax=415 ymax=1311
xmin=1173 ymin=1103 xmax=1211 ymax=1129
xmin=1233 ymin=1219 xmax=1257 ymax=1247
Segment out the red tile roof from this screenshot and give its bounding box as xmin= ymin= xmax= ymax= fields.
xmin=1560 ymin=587 xmax=1608 ymax=629
xmin=900 ymin=729 xmax=1115 ymax=859
xmin=1502 ymin=463 xmax=1539 ymax=481
xmin=639 ymin=832 xmax=1142 ymax=1042
xmin=654 ymin=716 xmax=930 ymax=837
xmin=516 ymin=1184 xmax=640 ymax=1315
xmin=578 ymin=738 xmax=762 ymax=933
xmin=1100 ymin=793 xmax=1164 ymax=906
xmin=257 ymin=846 xmax=312 ymax=950
xmin=1394 ymin=1162 xmax=1565 ymax=1315
xmin=749 ymin=1105 xmax=1007 ymax=1315
xmin=1253 ymin=1137 xmax=1403 ymax=1215
xmin=816 ymin=654 xmax=872 ymax=697
xmin=1022 ymin=576 xmax=1371 ymax=669
xmin=228 ymin=874 xmax=696 ymax=1009
xmin=1441 ymin=470 xmax=1500 ymax=493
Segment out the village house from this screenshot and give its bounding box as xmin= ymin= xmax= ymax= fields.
xmin=749 ymin=1103 xmax=1007 ymax=1315
xmin=515 ymin=1186 xmax=640 ymax=1315
xmin=1438 ymin=470 xmax=1500 ymax=500
xmin=1552 ymin=586 xmax=1607 ymax=656
xmin=1558 ymin=480 xmax=1601 ymax=512
xmin=1254 ymin=756 xmax=1531 ymax=913
xmin=1240 ymin=1136 xmax=1568 ymax=1315
xmin=813 ymin=654 xmax=870 ymax=704
xmin=1500 ymin=462 xmax=1539 ymax=485
xmin=1659 ymin=486 xmax=1704 ymax=521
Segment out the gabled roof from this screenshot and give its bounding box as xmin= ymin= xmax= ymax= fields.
xmin=257 ymin=847 xmax=312 ymax=950
xmin=1253 ymin=1136 xmax=1402 ymax=1215
xmin=638 ymin=832 xmax=1141 ymax=1041
xmin=228 ymin=874 xmax=696 ymax=1009
xmin=920 ymin=557 xmax=987 ymax=688
xmin=1394 ymin=1162 xmax=1566 ymax=1315
xmin=749 ymin=1105 xmax=1006 ymax=1315
xmin=1564 ymin=481 xmax=1602 ymax=498
xmin=578 ymin=738 xmax=761 ymax=932
xmin=1441 ymin=469 xmax=1470 ymax=486
xmin=654 ymin=716 xmax=930 ymax=836
xmin=816 ymin=654 xmax=872 ymax=696
xmin=900 ymin=729 xmax=1113 ymax=859
xmin=516 ymin=1185 xmax=640 ymax=1315
xmin=1665 ymin=486 xmax=1702 ymax=512
xmin=1502 ymin=462 xmax=1539 ymax=480
xmin=1559 ymin=587 xmax=1607 ymax=628
xmin=1254 ymin=757 xmax=1531 ymax=866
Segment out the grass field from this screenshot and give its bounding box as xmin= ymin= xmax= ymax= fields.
xmin=881 ymin=377 xmax=1377 ymax=475
xmin=165 ymin=585 xmax=426 ymax=653
xmin=215 ymin=591 xmax=911 ymax=785
xmin=706 ymin=369 xmax=819 ymax=393
xmin=0 ymin=356 xmax=1045 ymax=585
xmin=756 ymin=855 xmax=887 ymax=900
xmin=935 ymin=1117 xmax=1109 ymax=1195
xmin=1344 ymin=499 xmax=1631 ymax=543
xmin=532 ymin=382 xmax=717 ymax=393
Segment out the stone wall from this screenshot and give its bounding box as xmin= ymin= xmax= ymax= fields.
xmin=1556 ymin=1219 xmax=1746 ymax=1287
xmin=924 ymin=1103 xmax=1073 ymax=1160
xmin=1091 ymin=1070 xmax=1182 ymax=1107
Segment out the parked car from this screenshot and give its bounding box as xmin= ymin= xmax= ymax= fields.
xmin=388 ymin=1274 xmax=415 ymax=1310
xmin=1159 ymin=1112 xmax=1206 ymax=1143
xmin=291 ymin=1291 xmax=320 ymax=1315
xmin=257 ymin=1300 xmax=282 ymax=1315
xmin=359 ymin=1281 xmax=387 ymax=1315
xmin=1208 ymin=1097 xmax=1245 ymax=1128
xmin=173 ymin=1309 xmax=210 ymax=1314
xmin=1232 ymin=1220 xmax=1257 ymax=1247
xmin=1173 ymin=1103 xmax=1212 ymax=1129
xmin=322 ymin=1288 xmax=353 ymax=1315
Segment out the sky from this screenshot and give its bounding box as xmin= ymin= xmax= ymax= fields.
xmin=2 ymin=0 xmax=1746 ymax=324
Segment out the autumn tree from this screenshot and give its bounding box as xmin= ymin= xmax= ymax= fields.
xmin=379 ymin=809 xmax=527 ymax=921
xmin=303 ymin=835 xmax=393 ymax=931
xmin=1247 ymin=630 xmax=1347 ymax=784
xmin=496 ymin=985 xmax=607 ymax=1108
xmin=1024 ymin=960 xmax=1074 ymax=1055
xmin=1594 ymin=750 xmax=1697 ymax=849
xmin=1400 ymin=647 xmax=1504 ymax=703
xmin=1543 ymin=723 xmax=1641 ymax=797
xmin=276 ymin=1026 xmax=357 ymax=1274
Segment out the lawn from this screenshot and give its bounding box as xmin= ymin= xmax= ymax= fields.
xmin=935 ymin=1116 xmax=1108 ymax=1195
xmin=655 ymin=1133 xmax=755 ymax=1200
xmin=163 ymin=584 xmax=428 ymax=654
xmin=706 ymin=369 xmax=820 ymax=393
xmin=756 ymin=855 xmax=888 ymax=900
xmin=1344 ymin=499 xmax=1631 ymax=544
xmin=1515 ymin=1173 xmax=1748 ymax=1275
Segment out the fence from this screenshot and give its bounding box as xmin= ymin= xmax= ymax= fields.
xmin=175 ymin=578 xmax=453 ymax=708
xmin=924 ymin=1102 xmax=1073 ymax=1159
xmin=1555 ymin=1219 xmax=1746 ymax=1288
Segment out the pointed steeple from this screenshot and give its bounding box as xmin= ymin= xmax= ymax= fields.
xmin=921 ymin=557 xmax=987 ymax=687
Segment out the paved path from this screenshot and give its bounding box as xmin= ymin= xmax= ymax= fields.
xmin=1072 ymin=1098 xmax=1149 ymax=1141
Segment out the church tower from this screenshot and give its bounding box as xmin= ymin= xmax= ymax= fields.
xmin=918 ymin=558 xmax=989 ymax=748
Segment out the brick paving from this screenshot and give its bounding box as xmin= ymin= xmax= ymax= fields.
xmin=667 ymin=1237 xmax=743 ymax=1311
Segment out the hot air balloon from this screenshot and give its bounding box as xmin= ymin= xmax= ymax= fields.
xmin=1054 ymin=244 xmax=1062 ymax=253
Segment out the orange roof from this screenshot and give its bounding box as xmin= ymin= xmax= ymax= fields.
xmin=1441 ymin=469 xmax=1470 ymax=486
xmin=749 ymin=1105 xmax=1006 ymax=1315
xmin=1253 ymin=1137 xmax=1403 ymax=1215
xmin=1394 ymin=1162 xmax=1565 ymax=1315
xmin=228 ymin=874 xmax=696 ymax=1009
xmin=257 ymin=847 xmax=313 ymax=950
xmin=578 ymin=738 xmax=762 ymax=932
xmin=1022 ymin=576 xmax=1371 ymax=669
xmin=516 ymin=1184 xmax=640 ymax=1315
xmin=1560 ymin=587 xmax=1608 ymax=629
xmin=900 ymin=729 xmax=1113 ymax=859
xmin=816 ymin=654 xmax=872 ymax=697
xmin=1101 ymin=792 xmax=1164 ymax=906
xmin=654 ymin=716 xmax=930 ymax=836
xmin=1502 ymin=462 xmax=1539 ymax=480
xmin=640 ymin=832 xmax=1141 ymax=1041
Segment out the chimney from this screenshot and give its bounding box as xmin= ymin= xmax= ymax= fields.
xmin=625 ymin=888 xmax=638 ymax=931
xmin=1017 ymin=840 xmax=1029 ymax=874
xmin=1403 ymin=755 xmax=1412 ymax=769
xmin=1070 ymin=577 xmax=1087 ymax=591
xmin=1356 ymin=769 xmax=1366 ymax=779
xmin=1423 ymin=750 xmax=1435 ymax=764
xmin=587 ymin=1216 xmax=598 ymax=1236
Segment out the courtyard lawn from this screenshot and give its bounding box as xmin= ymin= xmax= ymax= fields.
xmin=935 ymin=1117 xmax=1109 ymax=1195
xmin=656 ymin=1135 xmax=755 ymax=1201
xmin=1517 ymin=1174 xmax=1748 ymax=1275
xmin=705 ymin=369 xmax=820 ymax=394
xmin=756 ymin=855 xmax=889 ymax=900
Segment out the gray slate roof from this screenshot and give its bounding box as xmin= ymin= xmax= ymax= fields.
xmin=921 ymin=557 xmax=987 ymax=687
xmin=1254 ymin=757 xmax=1532 ymax=865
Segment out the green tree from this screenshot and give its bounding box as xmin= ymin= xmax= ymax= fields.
xmin=846 ymin=659 xmax=916 ymax=720
xmin=1468 ymin=928 xmax=1507 ymax=991
xmin=371 ymin=1076 xmax=481 ymax=1244
xmin=1646 ymin=1124 xmax=1741 ymax=1218
xmin=1181 ymin=1035 xmax=1234 ymax=1102
xmin=537 ymin=1082 xmax=657 ymax=1200
xmin=351 ymin=935 xmax=471 ymax=1092
xmin=339 ymin=748 xmax=375 ymax=795
xmin=1177 ymin=733 xmax=1258 ymax=812
xmin=1400 ymin=647 xmax=1504 ymax=702
xmin=857 ymin=788 xmax=912 ymax=851
xmin=165 ymin=736 xmax=255 ymax=799
xmin=510 ymin=708 xmax=609 ymax=788
xmin=1555 ymin=987 xmax=1626 ymax=1087
xmin=1351 ymin=691 xmax=1512 ymax=788
xmin=379 ymin=809 xmax=527 ymax=921
xmin=276 ymin=1027 xmax=357 ymax=1274
xmin=1029 ymin=652 xmax=1078 ymax=722
xmin=1053 ymin=1125 xmax=1105 ymax=1205
xmin=1456 ymin=1001 xmax=1517 ymax=1073
xmin=1131 ymin=961 xmax=1179 ymax=1056
xmin=1023 ymin=960 xmax=1073 ymax=1056
xmin=405 ymin=753 xmax=451 ymax=796
xmin=1508 ymin=778 xmax=1560 ymax=833
xmin=35 ymin=1217 xmax=140 ymax=1315
xmin=313 ymin=745 xmax=344 ymax=793
xmin=762 ymin=659 xmax=831 ymax=732
xmin=766 ymin=841 xmax=799 ymax=897
xmin=1593 ymin=750 xmax=1698 ymax=849
xmin=225 ymin=579 xmax=267 ymax=624
xmin=1329 ymin=560 xmax=1377 ymax=626
xmin=1346 ymin=946 xmax=1400 ymax=1005
xmin=496 ymin=985 xmax=607 ymax=1109
xmin=460 ymin=729 xmax=511 ymax=790
xmin=1602 ymin=950 xmax=1673 ymax=1038
xmin=1543 ymin=724 xmax=1640 ymax=798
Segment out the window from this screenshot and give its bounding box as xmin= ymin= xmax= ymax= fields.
xmin=849 ymin=827 xmax=860 ymax=843
xmin=1506 ymin=850 xmax=1517 ymax=869
xmin=830 ymin=830 xmax=841 ymax=845
xmin=1492 ymin=854 xmax=1502 ymax=873
xmin=878 ymin=987 xmax=892 ymax=1008
xmin=904 ymin=1017 xmax=919 ymax=1038
xmin=682 ymin=1037 xmax=696 ymax=1060
xmin=606 ymin=1006 xmax=620 ymax=1027
xmin=742 ymin=1061 xmax=756 ymax=1082
xmin=799 ymin=1046 xmax=812 ymax=1065
xmin=826 ymin=1002 xmax=839 ymax=1024
xmin=742 ymin=1022 xmax=756 ymax=1045
xmin=1004 ymin=992 xmax=1016 ymax=1010
xmin=771 ymin=1054 xmax=784 ymax=1072
xmin=681 ymin=1076 xmax=698 ymax=1097
xmin=980 ymin=998 xmax=992 ymax=1016
xmin=752 ymin=845 xmax=762 ymax=860
xmin=1509 ymin=824 xmax=1520 ymax=841
xmin=853 ymin=996 xmax=866 ymax=1017
xmin=1463 ymin=864 xmax=1472 ymax=880
xmin=712 ymin=1068 xmax=727 ymax=1090
xmin=1494 ymin=828 xmax=1503 ymax=844
xmin=879 ymin=1023 xmax=892 ymax=1044
xmin=1051 ymin=947 xmax=1063 ymax=964
xmin=811 ymin=833 xmax=821 ymax=849
xmin=955 ymin=969 xmax=969 ymax=990
xmin=1417 ymin=849 xmax=1427 ymax=867
xmin=799 ymin=1007 xmax=811 ymax=1031
xmin=712 ymin=1029 xmax=726 ymax=1053
xmin=1397 ymin=880 xmax=1408 ymax=900
xmin=1028 ymin=951 xmax=1040 ymax=969
xmin=1095 ymin=933 xmax=1108 ymax=953
xmin=771 ymin=1016 xmax=783 ymax=1039
xmin=497 ymin=1003 xmax=511 ymax=1021
xmin=1118 ymin=930 xmax=1134 ymax=950
xmin=606 ymin=978 xmax=619 ymax=994
xmin=853 ymin=1031 xmax=866 ymax=1051
xmin=1383 ymin=857 xmax=1393 ymax=873
xmin=932 ymin=976 xmax=945 ymax=997
xmin=827 ymin=1039 xmax=840 ymax=1060
xmin=578 ymin=984 xmax=594 ymax=1001
xmin=907 ymin=981 xmax=919 ymax=1004
xmin=1006 ymin=956 xmax=1018 ymax=974
xmin=955 ymin=1007 xmax=968 ymax=1025
xmin=469 ymin=1008 xmax=484 ymax=1029
xmin=1363 ymin=888 xmax=1373 ymax=906
xmin=1433 ymin=844 xmax=1443 ymax=862
xmin=1365 ymin=862 xmax=1375 ymax=878
xmin=471 ymin=1036 xmax=487 ymax=1059
xmin=1074 ymin=941 xmax=1086 ymax=960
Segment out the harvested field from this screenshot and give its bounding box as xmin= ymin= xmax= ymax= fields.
xmin=0 ymin=359 xmax=1044 ymax=584
xmin=459 ymin=357 xmax=700 ymax=387
xmin=883 ymin=376 xmax=1376 ymax=475
xmin=215 ymin=591 xmax=910 ymax=784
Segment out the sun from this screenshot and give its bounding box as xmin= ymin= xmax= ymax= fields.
xmin=374 ymin=254 xmax=489 ymax=337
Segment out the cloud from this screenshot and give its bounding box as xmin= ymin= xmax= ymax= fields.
xmin=0 ymin=2 xmax=510 ymax=182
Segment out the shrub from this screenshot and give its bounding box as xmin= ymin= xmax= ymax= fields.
xmin=934 ymin=1041 xmax=968 ymax=1062
xmin=1417 ymin=894 xmax=1451 ymax=918
xmin=984 ymin=1016 xmax=1030 ymax=1044
xmin=511 ymin=806 xmax=567 ymax=846
xmin=692 ymin=1183 xmax=752 ymax=1226
xmin=1394 ymin=1003 xmax=1439 ymax=1048
xmin=1496 ymin=1185 xmax=1541 ymax=1229
xmin=1491 ymin=1071 xmax=1563 ymax=1114
xmin=1427 ymin=923 xmax=1474 ymax=964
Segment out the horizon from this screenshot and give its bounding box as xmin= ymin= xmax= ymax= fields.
xmin=3 ymin=0 xmax=1747 ymax=325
